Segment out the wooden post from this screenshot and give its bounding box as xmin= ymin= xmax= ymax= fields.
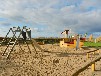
xmin=95 ymin=39 xmax=96 ymax=43
xmin=92 ymin=62 xmax=95 ymax=71
xmin=87 ymin=53 xmax=89 ymax=59
xmin=98 ymin=50 xmax=100 ymax=53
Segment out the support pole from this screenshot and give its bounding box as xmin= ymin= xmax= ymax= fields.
xmin=25 ymin=41 xmax=31 ymax=54
xmin=76 ymin=35 xmax=80 ymax=50
xmin=87 ymin=53 xmax=89 ymax=59
xmin=92 ymin=62 xmax=95 ymax=71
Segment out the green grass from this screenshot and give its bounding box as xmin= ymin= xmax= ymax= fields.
xmin=84 ymin=42 xmax=101 ymax=47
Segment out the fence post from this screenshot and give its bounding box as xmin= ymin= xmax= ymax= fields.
xmin=92 ymin=62 xmax=95 ymax=71
xmin=87 ymin=53 xmax=89 ymax=59
xmin=98 ymin=50 xmax=100 ymax=53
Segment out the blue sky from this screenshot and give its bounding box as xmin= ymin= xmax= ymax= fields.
xmin=0 ymin=0 xmax=101 ymax=38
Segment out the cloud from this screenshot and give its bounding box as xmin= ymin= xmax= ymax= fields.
xmin=0 ymin=22 xmax=11 ymax=26
xmin=0 ymin=0 xmax=101 ymax=37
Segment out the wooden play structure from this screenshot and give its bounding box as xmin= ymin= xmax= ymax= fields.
xmin=88 ymin=34 xmax=93 ymax=42
xmin=96 ymin=36 xmax=101 ymax=42
xmin=0 ymin=26 xmax=44 ymax=59
xmin=60 ymin=30 xmax=84 ymax=49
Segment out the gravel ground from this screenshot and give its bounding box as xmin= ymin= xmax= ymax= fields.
xmin=0 ymin=44 xmax=100 ymax=76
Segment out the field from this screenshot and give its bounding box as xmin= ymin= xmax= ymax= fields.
xmin=84 ymin=42 xmax=101 ymax=47
xmin=0 ymin=43 xmax=101 ymax=76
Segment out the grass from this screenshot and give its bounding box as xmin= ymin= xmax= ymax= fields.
xmin=84 ymin=42 xmax=101 ymax=47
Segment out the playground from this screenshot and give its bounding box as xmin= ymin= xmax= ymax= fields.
xmin=0 ymin=26 xmax=101 ymax=76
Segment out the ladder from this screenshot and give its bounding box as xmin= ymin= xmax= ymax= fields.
xmin=0 ymin=29 xmax=11 ymax=46
xmin=2 ymin=31 xmax=22 ymax=59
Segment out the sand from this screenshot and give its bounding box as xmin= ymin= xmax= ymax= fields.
xmin=0 ymin=44 xmax=100 ymax=76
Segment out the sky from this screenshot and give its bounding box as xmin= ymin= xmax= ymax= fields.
xmin=0 ymin=0 xmax=101 ymax=38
